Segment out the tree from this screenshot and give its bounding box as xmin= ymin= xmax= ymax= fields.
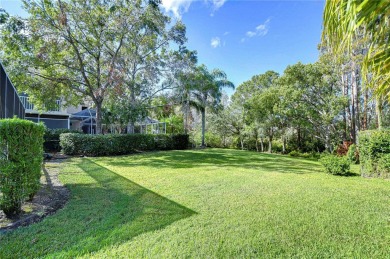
xmin=322 ymin=0 xmax=390 ymax=99
xmin=185 ymin=65 xmax=234 ymax=147
xmin=278 ymin=61 xmax=347 ymax=152
xmin=0 ymin=0 xmax=187 ymax=133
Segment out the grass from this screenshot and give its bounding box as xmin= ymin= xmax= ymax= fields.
xmin=0 ymin=149 xmax=389 ymax=258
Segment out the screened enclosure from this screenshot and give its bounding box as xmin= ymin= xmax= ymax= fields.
xmin=0 ymin=62 xmax=25 ymax=119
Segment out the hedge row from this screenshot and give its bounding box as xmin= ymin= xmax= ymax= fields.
xmin=358 ymin=130 xmax=390 ymax=178
xmin=0 ymin=118 xmax=45 ymax=216
xmin=44 ymin=128 xmax=81 ymax=152
xmin=60 ymin=133 xmax=189 ymax=156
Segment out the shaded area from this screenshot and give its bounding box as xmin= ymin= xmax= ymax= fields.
xmin=0 ymin=162 xmax=70 ymax=232
xmin=0 ymin=159 xmax=195 ymax=258
xmin=106 ymin=149 xmax=321 ymax=174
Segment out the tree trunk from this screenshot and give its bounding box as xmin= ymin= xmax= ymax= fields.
xmin=376 ymin=96 xmax=383 ymax=130
xmin=268 ymin=128 xmax=273 ymax=153
xmin=325 ymin=125 xmax=331 ymax=152
xmin=351 ymin=66 xmax=357 ymax=144
xmin=95 ymin=100 xmax=103 ymax=134
xmin=255 ymin=137 xmax=259 ymax=152
xmin=362 ymin=87 xmax=368 ymax=130
xmin=201 ymin=107 xmax=206 ymax=147
xmin=260 ymin=138 xmax=264 ymax=152
xmin=355 ymin=65 xmax=360 ymax=132
xmin=342 ymin=73 xmax=348 ymax=140
xmin=282 ymin=135 xmax=286 ymax=154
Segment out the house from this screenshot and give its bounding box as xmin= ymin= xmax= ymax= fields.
xmin=19 ymin=94 xmax=97 ymax=132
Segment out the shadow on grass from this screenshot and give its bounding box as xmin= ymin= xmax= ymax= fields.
xmin=105 ymin=149 xmax=321 ymax=175
xmin=0 ymin=159 xmax=196 ymax=258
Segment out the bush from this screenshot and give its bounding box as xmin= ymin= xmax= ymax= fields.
xmin=44 ymin=128 xmax=82 ymax=152
xmin=171 ymin=134 xmax=190 ymax=150
xmin=376 ymin=154 xmax=390 ymax=178
xmin=319 ymin=154 xmax=350 ymax=175
xmin=346 ymin=144 xmax=359 ymax=164
xmin=288 ymin=150 xmax=320 ymax=159
xmin=288 ymin=150 xmax=300 ymax=157
xmin=358 ymin=130 xmax=390 ymax=178
xmin=60 ymin=133 xmax=189 ymax=156
xmin=0 ymin=118 xmax=45 ymax=216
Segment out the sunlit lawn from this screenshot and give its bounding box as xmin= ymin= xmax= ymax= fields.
xmin=0 ymin=149 xmax=389 ymax=258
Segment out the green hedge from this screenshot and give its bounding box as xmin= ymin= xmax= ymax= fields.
xmin=44 ymin=128 xmax=82 ymax=152
xmin=0 ymin=118 xmax=45 ymax=216
xmin=60 ymin=133 xmax=189 ymax=156
xmin=358 ymin=130 xmax=390 ymax=178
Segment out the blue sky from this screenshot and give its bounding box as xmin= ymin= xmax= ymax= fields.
xmin=1 ymin=0 xmax=325 ymax=93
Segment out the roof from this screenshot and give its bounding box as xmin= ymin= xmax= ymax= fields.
xmin=70 ymin=109 xmax=96 ymax=120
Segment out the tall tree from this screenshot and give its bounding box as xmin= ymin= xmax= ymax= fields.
xmin=0 ymin=0 xmax=187 ymax=133
xmin=322 ymin=0 xmax=390 ymax=101
xmin=186 ymin=65 xmax=234 ymax=147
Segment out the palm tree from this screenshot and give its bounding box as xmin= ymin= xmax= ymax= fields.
xmin=322 ymin=0 xmax=390 ymax=97
xmin=187 ymin=65 xmax=234 ymax=147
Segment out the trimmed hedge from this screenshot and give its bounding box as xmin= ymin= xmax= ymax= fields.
xmin=319 ymin=154 xmax=350 ymax=176
xmin=0 ymin=118 xmax=45 ymax=216
xmin=358 ymin=130 xmax=390 ymax=178
xmin=44 ymin=128 xmax=82 ymax=152
xmin=60 ymin=133 xmax=189 ymax=156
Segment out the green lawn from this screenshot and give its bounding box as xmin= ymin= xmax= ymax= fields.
xmin=1 ymin=149 xmax=389 ymax=258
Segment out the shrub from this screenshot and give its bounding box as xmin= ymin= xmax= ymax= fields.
xmin=319 ymin=154 xmax=350 ymax=176
xmin=44 ymin=128 xmax=81 ymax=152
xmin=376 ymin=154 xmax=390 ymax=178
xmin=288 ymin=151 xmax=320 ymax=159
xmin=346 ymin=144 xmax=359 ymax=164
xmin=0 ymin=118 xmax=45 ymax=216
xmin=288 ymin=150 xmax=300 ymax=157
xmin=358 ymin=130 xmax=390 ymax=178
xmin=60 ymin=133 xmax=189 ymax=156
xmin=171 ymin=134 xmax=190 ymax=150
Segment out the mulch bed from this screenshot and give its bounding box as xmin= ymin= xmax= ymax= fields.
xmin=0 ymin=157 xmax=70 ymax=233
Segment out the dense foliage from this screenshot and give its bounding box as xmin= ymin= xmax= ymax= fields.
xmin=44 ymin=128 xmax=82 ymax=152
xmin=358 ymin=130 xmax=390 ymax=178
xmin=319 ymin=154 xmax=350 ymax=175
xmin=0 ymin=118 xmax=45 ymax=216
xmin=60 ymin=133 xmax=189 ymax=156
xmin=0 ymin=1 xmax=191 ymax=133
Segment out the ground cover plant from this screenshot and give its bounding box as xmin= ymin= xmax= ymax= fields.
xmin=0 ymin=149 xmax=389 ymax=258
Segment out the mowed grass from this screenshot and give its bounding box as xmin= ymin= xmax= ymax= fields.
xmin=0 ymin=149 xmax=389 ymax=258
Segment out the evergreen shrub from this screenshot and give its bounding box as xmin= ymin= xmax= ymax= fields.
xmin=319 ymin=154 xmax=350 ymax=175
xmin=0 ymin=118 xmax=45 ymax=216
xmin=60 ymin=133 xmax=189 ymax=156
xmin=358 ymin=130 xmax=390 ymax=178
xmin=44 ymin=128 xmax=81 ymax=152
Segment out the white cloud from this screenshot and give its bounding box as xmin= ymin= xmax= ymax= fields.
xmin=223 ymin=31 xmax=230 ymax=36
xmin=162 ymin=0 xmax=226 ymax=18
xmin=255 ymin=18 xmax=270 ymax=36
xmin=246 ymin=31 xmax=256 ymax=38
xmin=242 ymin=18 xmax=271 ymax=42
xmin=211 ymin=0 xmax=226 ymax=10
xmin=211 ymin=37 xmax=221 ymax=48
xmin=161 ymin=0 xmax=193 ymax=18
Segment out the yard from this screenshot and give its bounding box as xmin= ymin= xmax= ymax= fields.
xmin=0 ymin=149 xmax=389 ymax=258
